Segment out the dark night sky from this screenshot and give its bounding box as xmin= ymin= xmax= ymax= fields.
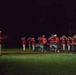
xmin=0 ymin=0 xmax=76 ymax=48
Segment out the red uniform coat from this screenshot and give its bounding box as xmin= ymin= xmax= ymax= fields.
xmin=62 ymin=39 xmax=65 ymax=44
xmin=32 ymin=40 xmax=35 ymax=45
xmin=55 ymin=37 xmax=60 ymax=43
xmin=72 ymin=39 xmax=75 ymax=44
xmin=22 ymin=40 xmax=25 ymax=45
xmin=42 ymin=37 xmax=47 ymax=44
xmin=0 ymin=36 xmax=3 ymax=44
xmin=67 ymin=39 xmax=70 ymax=44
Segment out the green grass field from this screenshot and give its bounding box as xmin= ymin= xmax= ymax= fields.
xmin=0 ymin=48 xmax=76 ymax=75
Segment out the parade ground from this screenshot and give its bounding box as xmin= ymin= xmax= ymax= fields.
xmin=0 ymin=48 xmax=76 ymax=75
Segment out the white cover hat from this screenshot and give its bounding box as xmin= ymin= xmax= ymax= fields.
xmin=54 ymin=34 xmax=57 ymax=37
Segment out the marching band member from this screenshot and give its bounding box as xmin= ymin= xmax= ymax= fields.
xmin=54 ymin=34 xmax=60 ymax=43
xmin=0 ymin=31 xmax=3 ymax=55
xmin=28 ymin=37 xmax=31 ymax=50
xmin=41 ymin=35 xmax=47 ymax=52
xmin=62 ymin=38 xmax=66 ymax=51
xmin=54 ymin=34 xmax=60 ymax=52
xmin=38 ymin=37 xmax=42 ymax=44
xmin=72 ymin=38 xmax=75 ymax=44
xmin=31 ymin=38 xmax=35 ymax=51
xmin=48 ymin=37 xmax=54 ymax=44
xmin=21 ymin=37 xmax=26 ymax=50
xmin=48 ymin=37 xmax=55 ymax=51
xmin=60 ymin=35 xmax=67 ymax=52
xmin=71 ymin=38 xmax=76 ymax=53
xmin=51 ymin=38 xmax=55 ymax=43
xmin=67 ymin=38 xmax=71 ymax=53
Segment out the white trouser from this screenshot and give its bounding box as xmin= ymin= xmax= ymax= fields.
xmin=0 ymin=44 xmax=2 ymax=55
xmin=23 ymin=44 xmax=25 ymax=50
xmin=62 ymin=44 xmax=65 ymax=50
xmin=32 ymin=45 xmax=35 ymax=50
xmin=68 ymin=45 xmax=70 ymax=51
xmin=29 ymin=44 xmax=31 ymax=50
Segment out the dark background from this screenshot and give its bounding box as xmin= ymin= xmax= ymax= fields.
xmin=0 ymin=0 xmax=76 ymax=48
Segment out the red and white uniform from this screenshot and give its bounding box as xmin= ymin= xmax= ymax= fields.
xmin=21 ymin=38 xmax=26 ymax=50
xmin=41 ymin=37 xmax=47 ymax=52
xmin=72 ymin=39 xmax=75 ymax=44
xmin=51 ymin=39 xmax=54 ymax=43
xmin=28 ymin=40 xmax=31 ymax=50
xmin=38 ymin=37 xmax=42 ymax=44
xmin=0 ymin=35 xmax=3 ymax=55
xmin=67 ymin=39 xmax=70 ymax=44
xmin=0 ymin=36 xmax=3 ymax=44
xmin=54 ymin=35 xmax=60 ymax=52
xmin=48 ymin=38 xmax=54 ymax=43
xmin=49 ymin=38 xmax=55 ymax=50
xmin=32 ymin=39 xmax=35 ymax=45
xmin=41 ymin=37 xmax=47 ymax=44
xmin=62 ymin=39 xmax=65 ymax=44
xmin=48 ymin=39 xmax=51 ymax=43
xmin=28 ymin=40 xmax=31 ymax=44
xmin=22 ymin=40 xmax=25 ymax=45
xmin=31 ymin=39 xmax=35 ymax=50
xmin=38 ymin=39 xmax=41 ymax=44
xmin=67 ymin=39 xmax=71 ymax=50
xmin=55 ymin=36 xmax=60 ymax=44
xmin=62 ymin=39 xmax=66 ymax=50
